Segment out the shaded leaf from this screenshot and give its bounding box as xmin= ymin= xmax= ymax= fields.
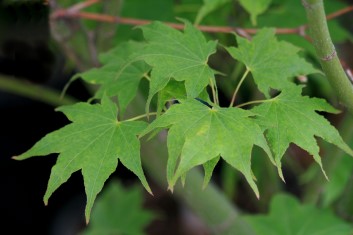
xmin=195 ymin=0 xmax=232 ymax=25
xmin=252 ymin=85 xmax=353 ymax=180
xmin=322 ymin=155 xmax=353 ymax=207
xmin=140 ymin=99 xmax=273 ymax=197
xmin=78 ymin=41 xmax=151 ymax=116
xmin=226 ymin=28 xmax=320 ymax=97
xmin=138 ymin=21 xmax=217 ymax=110
xmin=244 ymin=193 xmax=353 ymax=235
xmin=14 ymin=96 xmax=151 ymax=222
xmin=238 ymin=0 xmax=272 ymax=25
xmin=81 ymin=180 xmax=155 ymax=235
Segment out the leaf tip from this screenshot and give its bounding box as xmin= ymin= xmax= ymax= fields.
xmin=167 ymin=186 xmax=174 ymax=193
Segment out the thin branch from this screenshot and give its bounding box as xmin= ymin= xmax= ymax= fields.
xmin=326 ymin=5 xmax=353 ymax=20
xmin=303 ymin=0 xmax=353 ymax=114
xmin=50 ymin=5 xmax=353 ymax=37
xmin=66 ymin=0 xmax=101 ymax=14
xmin=0 ymin=74 xmax=78 ymax=106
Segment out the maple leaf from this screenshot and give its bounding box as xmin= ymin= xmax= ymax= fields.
xmin=140 ymin=99 xmax=273 ymax=197
xmin=138 ymin=21 xmax=218 ymax=110
xmin=226 ymin=28 xmax=320 ymax=97
xmin=238 ymin=0 xmax=272 ymax=25
xmin=77 ymin=41 xmax=151 ymax=116
xmin=244 ymin=194 xmax=353 ymax=235
xmin=13 ymin=96 xmax=151 ymax=222
xmin=252 ymin=85 xmax=353 ymax=180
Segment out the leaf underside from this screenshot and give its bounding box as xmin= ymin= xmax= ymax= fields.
xmin=14 ymin=96 xmax=151 ymax=222
xmin=140 ymin=99 xmax=273 ymax=197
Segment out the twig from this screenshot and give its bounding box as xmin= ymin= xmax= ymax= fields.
xmin=67 ymin=0 xmax=101 ymax=14
xmin=50 ymin=5 xmax=353 ymax=37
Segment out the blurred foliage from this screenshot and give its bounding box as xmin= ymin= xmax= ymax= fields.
xmin=81 ymin=180 xmax=155 ymax=235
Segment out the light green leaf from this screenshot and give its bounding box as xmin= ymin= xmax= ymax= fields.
xmin=226 ymin=28 xmax=320 ymax=97
xmin=195 ymin=0 xmax=232 ymax=25
xmin=138 ymin=21 xmax=218 ymax=110
xmin=238 ymin=0 xmax=272 ymax=25
xmin=81 ymin=180 xmax=155 ymax=235
xmin=244 ymin=193 xmax=353 ymax=235
xmin=140 ymin=99 xmax=273 ymax=197
xmin=252 ymin=85 xmax=353 ymax=180
xmin=14 ymin=96 xmax=151 ymax=222
xmin=78 ymin=41 xmax=151 ymax=116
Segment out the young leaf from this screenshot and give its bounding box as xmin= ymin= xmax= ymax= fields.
xmin=252 ymin=85 xmax=353 ymax=180
xmin=13 ymin=96 xmax=151 ymax=223
xmin=244 ymin=193 xmax=353 ymax=235
xmin=140 ymin=99 xmax=273 ymax=197
xmin=238 ymin=0 xmax=272 ymax=25
xmin=81 ymin=180 xmax=155 ymax=235
xmin=138 ymin=21 xmax=218 ymax=110
xmin=226 ymin=28 xmax=320 ymax=97
xmin=77 ymin=41 xmax=151 ymax=116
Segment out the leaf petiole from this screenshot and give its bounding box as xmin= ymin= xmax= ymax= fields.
xmin=125 ymin=112 xmax=158 ymax=122
xmin=229 ymin=68 xmax=250 ymax=107
xmin=209 ymin=78 xmax=219 ymax=105
xmin=235 ymin=98 xmax=275 ymax=108
xmin=143 ymin=73 xmax=151 ymax=81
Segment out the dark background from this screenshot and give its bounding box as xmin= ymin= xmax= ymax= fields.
xmin=0 ymin=2 xmax=90 ymax=234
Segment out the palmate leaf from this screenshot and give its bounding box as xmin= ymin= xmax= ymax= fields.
xmin=252 ymin=85 xmax=353 ymax=180
xmin=226 ymin=28 xmax=320 ymax=97
xmin=244 ymin=194 xmax=353 ymax=235
xmin=140 ymin=99 xmax=273 ymax=197
xmin=138 ymin=21 xmax=218 ymax=110
xmin=13 ymin=96 xmax=151 ymax=222
xmin=77 ymin=41 xmax=151 ymax=116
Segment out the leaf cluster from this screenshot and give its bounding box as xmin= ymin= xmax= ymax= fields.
xmin=12 ymin=0 xmax=353 ymax=230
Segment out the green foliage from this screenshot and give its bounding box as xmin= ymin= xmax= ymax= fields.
xmin=137 ymin=21 xmax=218 ymax=110
xmin=81 ymin=180 xmax=155 ymax=235
xmin=252 ymin=85 xmax=353 ymax=180
xmin=238 ymin=0 xmax=272 ymax=25
xmin=226 ymin=28 xmax=320 ymax=97
xmin=77 ymin=41 xmax=151 ymax=116
xmin=244 ymin=194 xmax=353 ymax=235
xmin=8 ymin=0 xmax=353 ymax=234
xmin=195 ymin=0 xmax=232 ymax=25
xmin=140 ymin=99 xmax=273 ymax=197
xmin=14 ymin=96 xmax=151 ymax=222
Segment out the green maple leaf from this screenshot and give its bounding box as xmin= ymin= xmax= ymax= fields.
xmin=140 ymin=99 xmax=273 ymax=197
xmin=138 ymin=21 xmax=218 ymax=110
xmin=226 ymin=28 xmax=320 ymax=97
xmin=13 ymin=96 xmax=151 ymax=222
xmin=252 ymin=85 xmax=353 ymax=180
xmin=82 ymin=180 xmax=155 ymax=235
xmin=77 ymin=41 xmax=151 ymax=116
xmin=244 ymin=194 xmax=353 ymax=235
xmin=238 ymin=0 xmax=272 ymax=25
